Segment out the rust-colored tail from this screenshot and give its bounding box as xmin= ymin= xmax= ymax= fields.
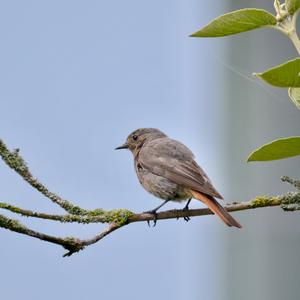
xmin=191 ymin=190 xmax=242 ymax=228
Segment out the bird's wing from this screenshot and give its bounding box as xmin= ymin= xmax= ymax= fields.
xmin=139 ymin=138 xmax=223 ymax=199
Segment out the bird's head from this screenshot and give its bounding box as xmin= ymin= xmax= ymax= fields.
xmin=115 ymin=128 xmax=167 ymax=156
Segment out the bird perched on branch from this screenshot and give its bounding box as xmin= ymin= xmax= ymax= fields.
xmin=116 ymin=128 xmax=241 ymax=228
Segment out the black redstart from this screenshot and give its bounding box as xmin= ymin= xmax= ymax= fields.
xmin=116 ymin=128 xmax=241 ymax=228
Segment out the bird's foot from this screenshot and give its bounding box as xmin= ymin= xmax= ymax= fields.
xmin=181 ymin=199 xmax=191 ymax=222
xmin=182 ymin=205 xmax=191 ymax=222
xmin=143 ymin=210 xmax=158 ymax=227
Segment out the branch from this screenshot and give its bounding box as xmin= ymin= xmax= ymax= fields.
xmin=0 ymin=213 xmax=85 ymax=254
xmin=1 ymin=139 xmax=300 ymax=257
xmin=0 ymin=193 xmax=289 ymax=224
xmin=1 ymin=187 xmax=300 ymax=256
xmin=0 ymin=211 xmax=124 ymax=256
xmin=0 ymin=202 xmax=133 ymax=224
xmin=0 ymin=140 xmax=87 ymax=215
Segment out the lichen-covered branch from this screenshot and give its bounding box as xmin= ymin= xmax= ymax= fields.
xmin=63 ymin=223 xmax=122 ymax=257
xmin=0 ymin=211 xmax=125 ymax=256
xmin=0 ymin=139 xmax=300 ymax=257
xmin=0 ymin=202 xmax=133 ymax=224
xmin=1 ymin=188 xmax=300 ymax=256
xmin=0 ymin=213 xmax=85 ymax=254
xmin=1 ymin=180 xmax=299 ymax=225
xmin=0 ymin=140 xmax=86 ymax=215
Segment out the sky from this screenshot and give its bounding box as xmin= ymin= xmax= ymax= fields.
xmin=1 ymin=1 xmax=300 ymax=300
xmin=0 ymin=1 xmax=229 ymax=300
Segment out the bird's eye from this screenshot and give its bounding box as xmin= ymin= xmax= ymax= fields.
xmin=132 ymin=134 xmax=138 ymax=141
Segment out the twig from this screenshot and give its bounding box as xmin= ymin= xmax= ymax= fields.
xmin=0 ymin=212 xmax=122 ymax=256
xmin=0 ymin=195 xmax=285 ymax=224
xmin=1 ymin=191 xmax=299 ymax=256
xmin=64 ymin=223 xmax=122 ymax=257
xmin=0 ymin=140 xmax=86 ymax=215
xmin=0 ymin=202 xmax=112 ymax=223
xmin=0 ymin=213 xmax=85 ymax=254
xmin=0 ymin=139 xmax=300 ymax=257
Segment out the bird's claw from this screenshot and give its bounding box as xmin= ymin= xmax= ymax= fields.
xmin=143 ymin=210 xmax=158 ymax=227
xmin=182 ymin=205 xmax=191 ymax=222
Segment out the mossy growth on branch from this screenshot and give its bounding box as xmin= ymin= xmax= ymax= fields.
xmin=0 ymin=140 xmax=29 ymax=174
xmin=280 ymin=192 xmax=300 ymax=211
xmin=87 ymin=208 xmax=134 ymax=225
xmin=0 ymin=203 xmax=23 ymax=215
xmin=63 ymin=237 xmax=85 ymax=256
xmin=250 ymin=196 xmax=279 ymax=208
xmin=0 ymin=214 xmax=27 ymax=232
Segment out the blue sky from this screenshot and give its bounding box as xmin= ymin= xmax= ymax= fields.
xmin=0 ymin=1 xmax=230 ymax=299
xmin=2 ymin=1 xmax=300 ymax=300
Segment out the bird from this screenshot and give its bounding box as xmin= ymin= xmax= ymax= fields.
xmin=116 ymin=128 xmax=241 ymax=228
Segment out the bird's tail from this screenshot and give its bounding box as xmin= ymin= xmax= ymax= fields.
xmin=191 ymin=190 xmax=242 ymax=228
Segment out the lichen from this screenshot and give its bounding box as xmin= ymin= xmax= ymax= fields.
xmin=65 ymin=204 xmax=89 ymax=216
xmin=251 ymin=190 xmax=300 ymax=211
xmin=0 ymin=203 xmax=23 ymax=215
xmin=250 ymin=196 xmax=277 ymax=208
xmin=63 ymin=237 xmax=85 ymax=256
xmin=60 ymin=208 xmax=133 ymax=225
xmin=281 ymin=176 xmax=300 ymax=190
xmin=0 ymin=140 xmax=29 ymax=175
xmin=87 ymin=208 xmax=134 ymax=225
xmin=105 ymin=209 xmax=134 ymax=225
xmin=87 ymin=208 xmax=106 ymax=216
xmin=60 ymin=215 xmax=82 ymax=223
xmin=280 ymin=191 xmax=300 ymax=211
xmin=83 ymin=208 xmax=133 ymax=225
xmin=0 ymin=214 xmax=27 ymax=232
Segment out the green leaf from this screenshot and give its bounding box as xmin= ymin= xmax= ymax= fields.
xmin=288 ymin=87 xmax=300 ymax=110
xmin=286 ymin=0 xmax=300 ymax=14
xmin=190 ymin=8 xmax=276 ymax=38
xmin=255 ymin=58 xmax=300 ymax=87
xmin=247 ymin=137 xmax=300 ymax=162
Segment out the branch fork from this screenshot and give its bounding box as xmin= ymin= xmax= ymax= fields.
xmin=0 ymin=139 xmax=299 ymax=256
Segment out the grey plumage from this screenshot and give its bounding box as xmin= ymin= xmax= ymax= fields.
xmin=137 ymin=137 xmax=223 ymax=200
xmin=116 ymin=128 xmax=241 ymax=228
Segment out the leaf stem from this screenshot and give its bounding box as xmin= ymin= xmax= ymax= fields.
xmin=284 ymin=10 xmax=300 ymax=55
xmin=272 ymin=5 xmax=300 ymax=55
xmin=288 ymin=27 xmax=300 ymax=55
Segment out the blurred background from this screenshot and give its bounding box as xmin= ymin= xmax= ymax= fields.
xmin=0 ymin=1 xmax=300 ymax=299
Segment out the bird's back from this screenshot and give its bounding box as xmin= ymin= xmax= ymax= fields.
xmin=138 ymin=137 xmax=223 ymax=199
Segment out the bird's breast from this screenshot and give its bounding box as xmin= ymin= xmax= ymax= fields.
xmin=134 ymin=160 xmax=191 ymax=201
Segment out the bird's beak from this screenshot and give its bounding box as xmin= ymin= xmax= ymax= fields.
xmin=115 ymin=143 xmax=129 ymax=150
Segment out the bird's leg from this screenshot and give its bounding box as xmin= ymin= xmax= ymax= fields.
xmin=182 ymin=198 xmax=192 ymax=222
xmin=144 ymin=200 xmax=169 ymax=227
xmin=183 ymin=198 xmax=192 ymax=210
